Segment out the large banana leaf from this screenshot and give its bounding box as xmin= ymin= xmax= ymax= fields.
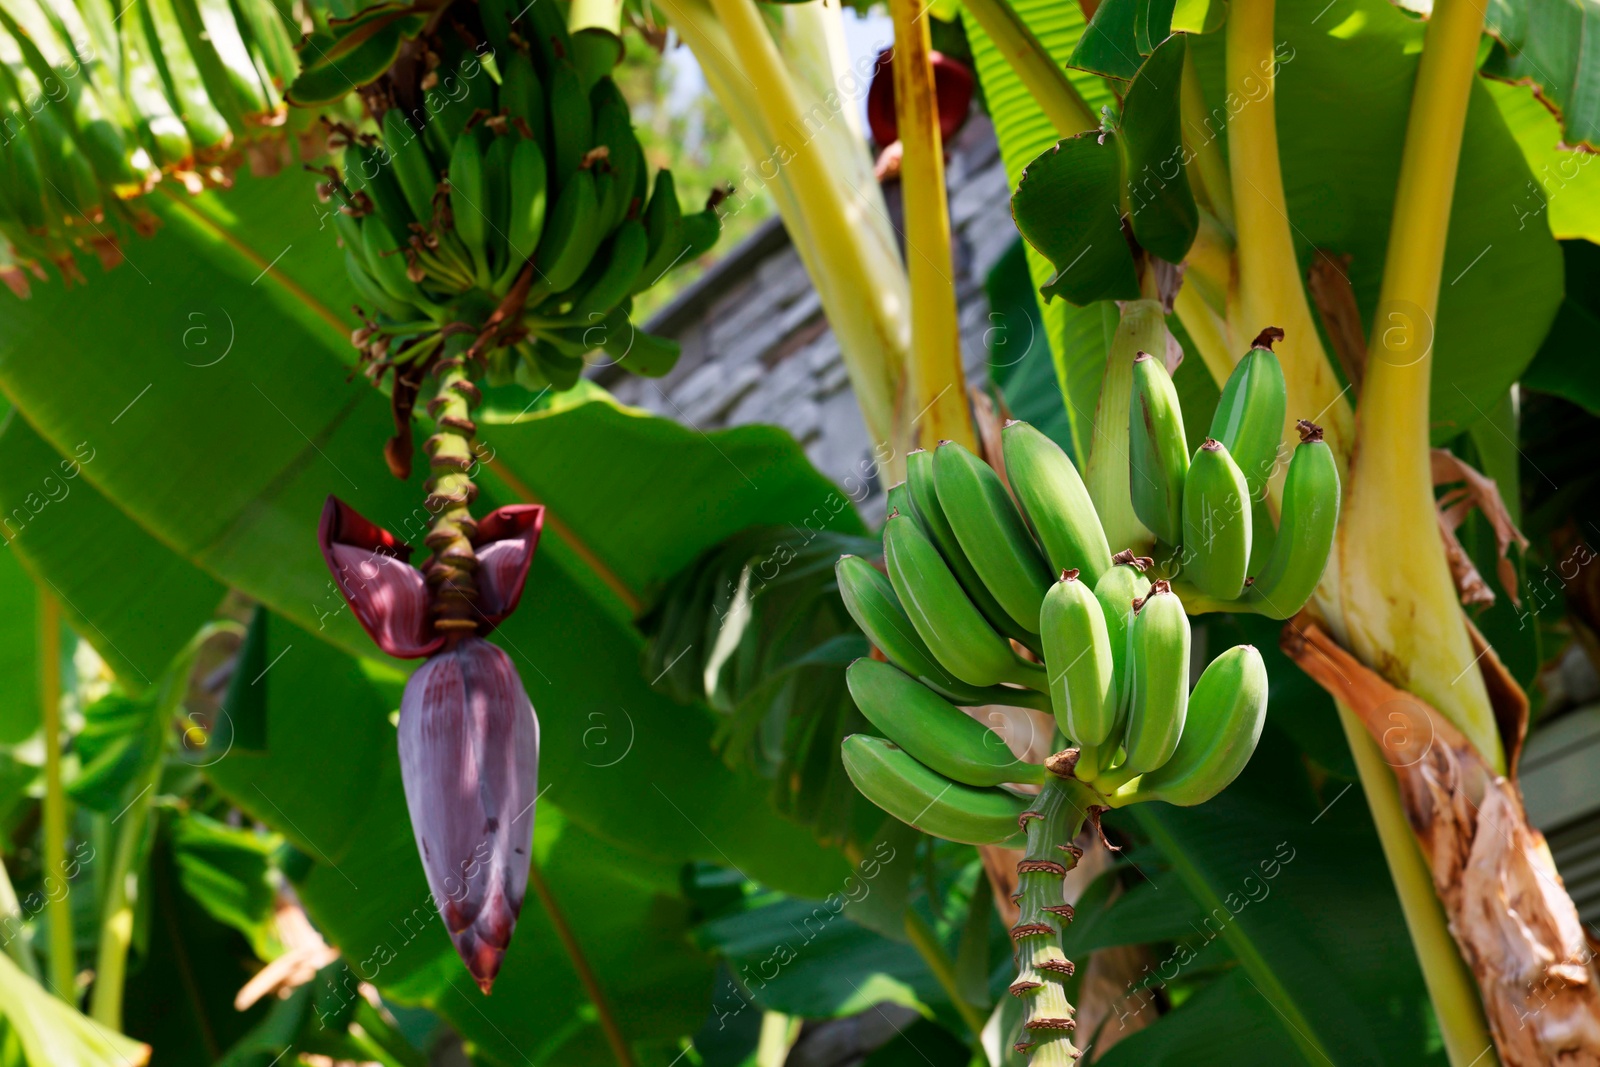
xmin=0 ymin=165 xmax=859 ymax=896
xmin=0 ymin=414 xmax=718 ymax=1063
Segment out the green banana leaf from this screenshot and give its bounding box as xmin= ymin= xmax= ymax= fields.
xmin=1482 ymin=0 xmax=1600 ymax=152
xmin=1488 ymin=79 xmax=1600 ymax=244
xmin=0 ymin=949 xmax=151 ymax=1066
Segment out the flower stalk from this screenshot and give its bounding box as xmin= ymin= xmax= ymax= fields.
xmin=1010 ymin=770 xmax=1092 ymax=1065
xmin=36 ymin=593 xmax=73 ymax=1003
xmin=423 ymin=348 xmax=483 ymax=634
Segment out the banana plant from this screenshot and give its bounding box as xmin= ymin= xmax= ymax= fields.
xmin=968 ymin=0 xmax=1595 ymax=1060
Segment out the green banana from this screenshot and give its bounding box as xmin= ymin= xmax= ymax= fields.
xmin=496 ymin=134 xmax=548 ymax=291
xmin=1040 ymin=569 xmax=1117 ymax=772
xmin=589 ymin=77 xmax=634 ymax=231
xmin=933 ymin=440 xmax=1052 ymax=635
xmin=1209 ymin=327 xmax=1288 ymax=498
xmin=498 ymin=48 xmax=547 ymax=149
xmin=1243 ymin=420 xmax=1341 ymax=619
xmin=1002 ymin=419 xmax=1112 ymax=586
xmin=1128 ymin=351 xmax=1189 ymax=546
xmin=448 ymin=127 xmax=490 ymax=288
xmin=835 ymin=555 xmax=1051 ymax=712
xmin=529 ymin=164 xmax=599 ymax=298
xmin=882 ymin=510 xmax=1045 ymax=690
xmin=346 ymin=248 xmax=423 ymax=323
xmin=846 ymin=659 xmax=1044 ymax=787
xmin=1121 ymin=579 xmax=1189 ymax=776
xmin=383 ymin=107 xmax=438 ymax=224
xmin=347 ymin=140 xmax=414 ymax=231
xmin=569 ymin=216 xmax=645 ymax=319
xmin=482 ymin=132 xmax=514 ymax=278
xmin=1093 ymin=550 xmax=1152 ymax=720
xmin=632 ymin=166 xmax=682 ymax=294
xmin=678 ymin=205 xmax=720 ymax=260
xmin=1181 ymin=438 xmax=1252 ymax=600
xmin=545 ymin=58 xmax=591 ymax=188
xmin=905 ymin=448 xmax=1036 ymax=648
xmin=1117 ymin=644 xmax=1267 ymax=807
xmin=361 ymin=214 xmax=422 ymax=305
xmin=841 ymin=735 xmax=1027 ymax=846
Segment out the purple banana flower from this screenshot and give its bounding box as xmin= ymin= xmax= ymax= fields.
xmin=319 ymin=496 xmax=543 ymax=993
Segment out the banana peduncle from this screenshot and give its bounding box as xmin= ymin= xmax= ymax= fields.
xmin=424 ymin=340 xmax=483 ymax=634
xmin=1010 ymin=768 xmax=1093 ymax=1064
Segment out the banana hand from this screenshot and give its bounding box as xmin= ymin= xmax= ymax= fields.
xmin=934 ymin=440 xmax=1053 ymax=635
xmin=841 ymin=735 xmax=1028 ymax=846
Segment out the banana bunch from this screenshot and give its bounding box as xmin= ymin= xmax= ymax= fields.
xmin=325 ymin=2 xmax=718 ymax=395
xmin=0 ymin=0 xmax=301 ymax=295
xmin=1129 ymin=327 xmax=1342 ymax=618
xmin=836 ymin=422 xmax=1271 ymax=849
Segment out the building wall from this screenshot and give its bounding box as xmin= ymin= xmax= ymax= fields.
xmin=598 ymin=112 xmax=1020 ymax=517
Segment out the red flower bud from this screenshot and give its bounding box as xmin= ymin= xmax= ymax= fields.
xmin=399 ymin=636 xmax=539 ymax=993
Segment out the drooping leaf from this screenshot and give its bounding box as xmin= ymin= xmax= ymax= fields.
xmin=1013 ymin=131 xmax=1141 ymax=306
xmin=1488 ymin=79 xmax=1600 ymax=243
xmin=285 ymin=7 xmax=428 ymax=107
xmin=1482 ymin=0 xmax=1600 ymax=152
xmin=1120 ymin=35 xmax=1199 ymax=263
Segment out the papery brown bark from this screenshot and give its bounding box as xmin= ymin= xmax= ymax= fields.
xmin=1282 ymin=618 xmax=1600 ymax=1065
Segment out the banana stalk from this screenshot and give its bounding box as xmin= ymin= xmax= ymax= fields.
xmin=889 ymin=0 xmax=976 ymax=451
xmin=1009 ymin=772 xmax=1092 ymax=1065
xmin=663 ymin=0 xmax=915 ymax=472
xmin=37 ymin=593 xmax=72 ymax=1002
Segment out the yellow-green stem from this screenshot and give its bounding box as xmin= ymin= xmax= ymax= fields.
xmin=1224 ymin=0 xmax=1352 ymax=496
xmin=1335 ymin=706 xmax=1499 ymax=1067
xmin=903 ymin=908 xmax=987 ymax=1040
xmin=1337 ymin=0 xmax=1500 ymax=769
xmin=889 ymin=0 xmax=977 ymax=451
xmin=89 ymin=745 xmax=162 ymax=1028
xmin=667 ymin=0 xmax=912 ymax=473
xmin=958 ymin=0 xmax=1096 ymax=136
xmin=1180 ymin=47 xmax=1235 ymax=233
xmin=37 ymin=594 xmax=73 ymax=1002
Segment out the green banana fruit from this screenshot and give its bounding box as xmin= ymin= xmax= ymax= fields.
xmin=882 ymin=510 xmax=1044 ymax=691
xmin=448 ymin=128 xmax=490 ymax=288
xmin=846 ymin=659 xmax=1044 ymax=787
xmin=361 ymin=214 xmax=422 ymax=305
xmin=1002 ymin=419 xmax=1112 ymax=586
xmin=1209 ymin=327 xmax=1288 ymax=499
xmin=383 ymin=107 xmax=439 ymax=224
xmin=496 ymin=134 xmax=549 ymax=291
xmin=906 ymin=448 xmax=1036 ymax=648
xmin=933 ymin=440 xmax=1053 ymax=635
xmin=1040 ymin=569 xmax=1117 ymax=768
xmin=589 ymin=77 xmax=634 ymax=231
xmin=499 ymin=48 xmax=548 ymax=149
xmin=1121 ymin=579 xmax=1189 ymax=776
xmin=569 ymin=217 xmax=646 ymax=320
xmin=1118 ymin=644 xmax=1267 ymax=807
xmin=1093 ymin=550 xmax=1152 ymax=721
xmin=1129 ymin=351 xmax=1189 ymax=546
xmin=546 ymin=58 xmax=592 ymax=188
xmin=1243 ymin=421 xmax=1341 ymax=619
xmin=530 ymin=164 xmax=599 ymax=298
xmin=633 ymin=166 xmax=683 ymax=293
xmin=835 ymin=555 xmax=1050 ymax=712
xmin=1181 ymin=438 xmax=1252 ymax=600
xmin=841 ymin=734 xmax=1027 ymax=846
